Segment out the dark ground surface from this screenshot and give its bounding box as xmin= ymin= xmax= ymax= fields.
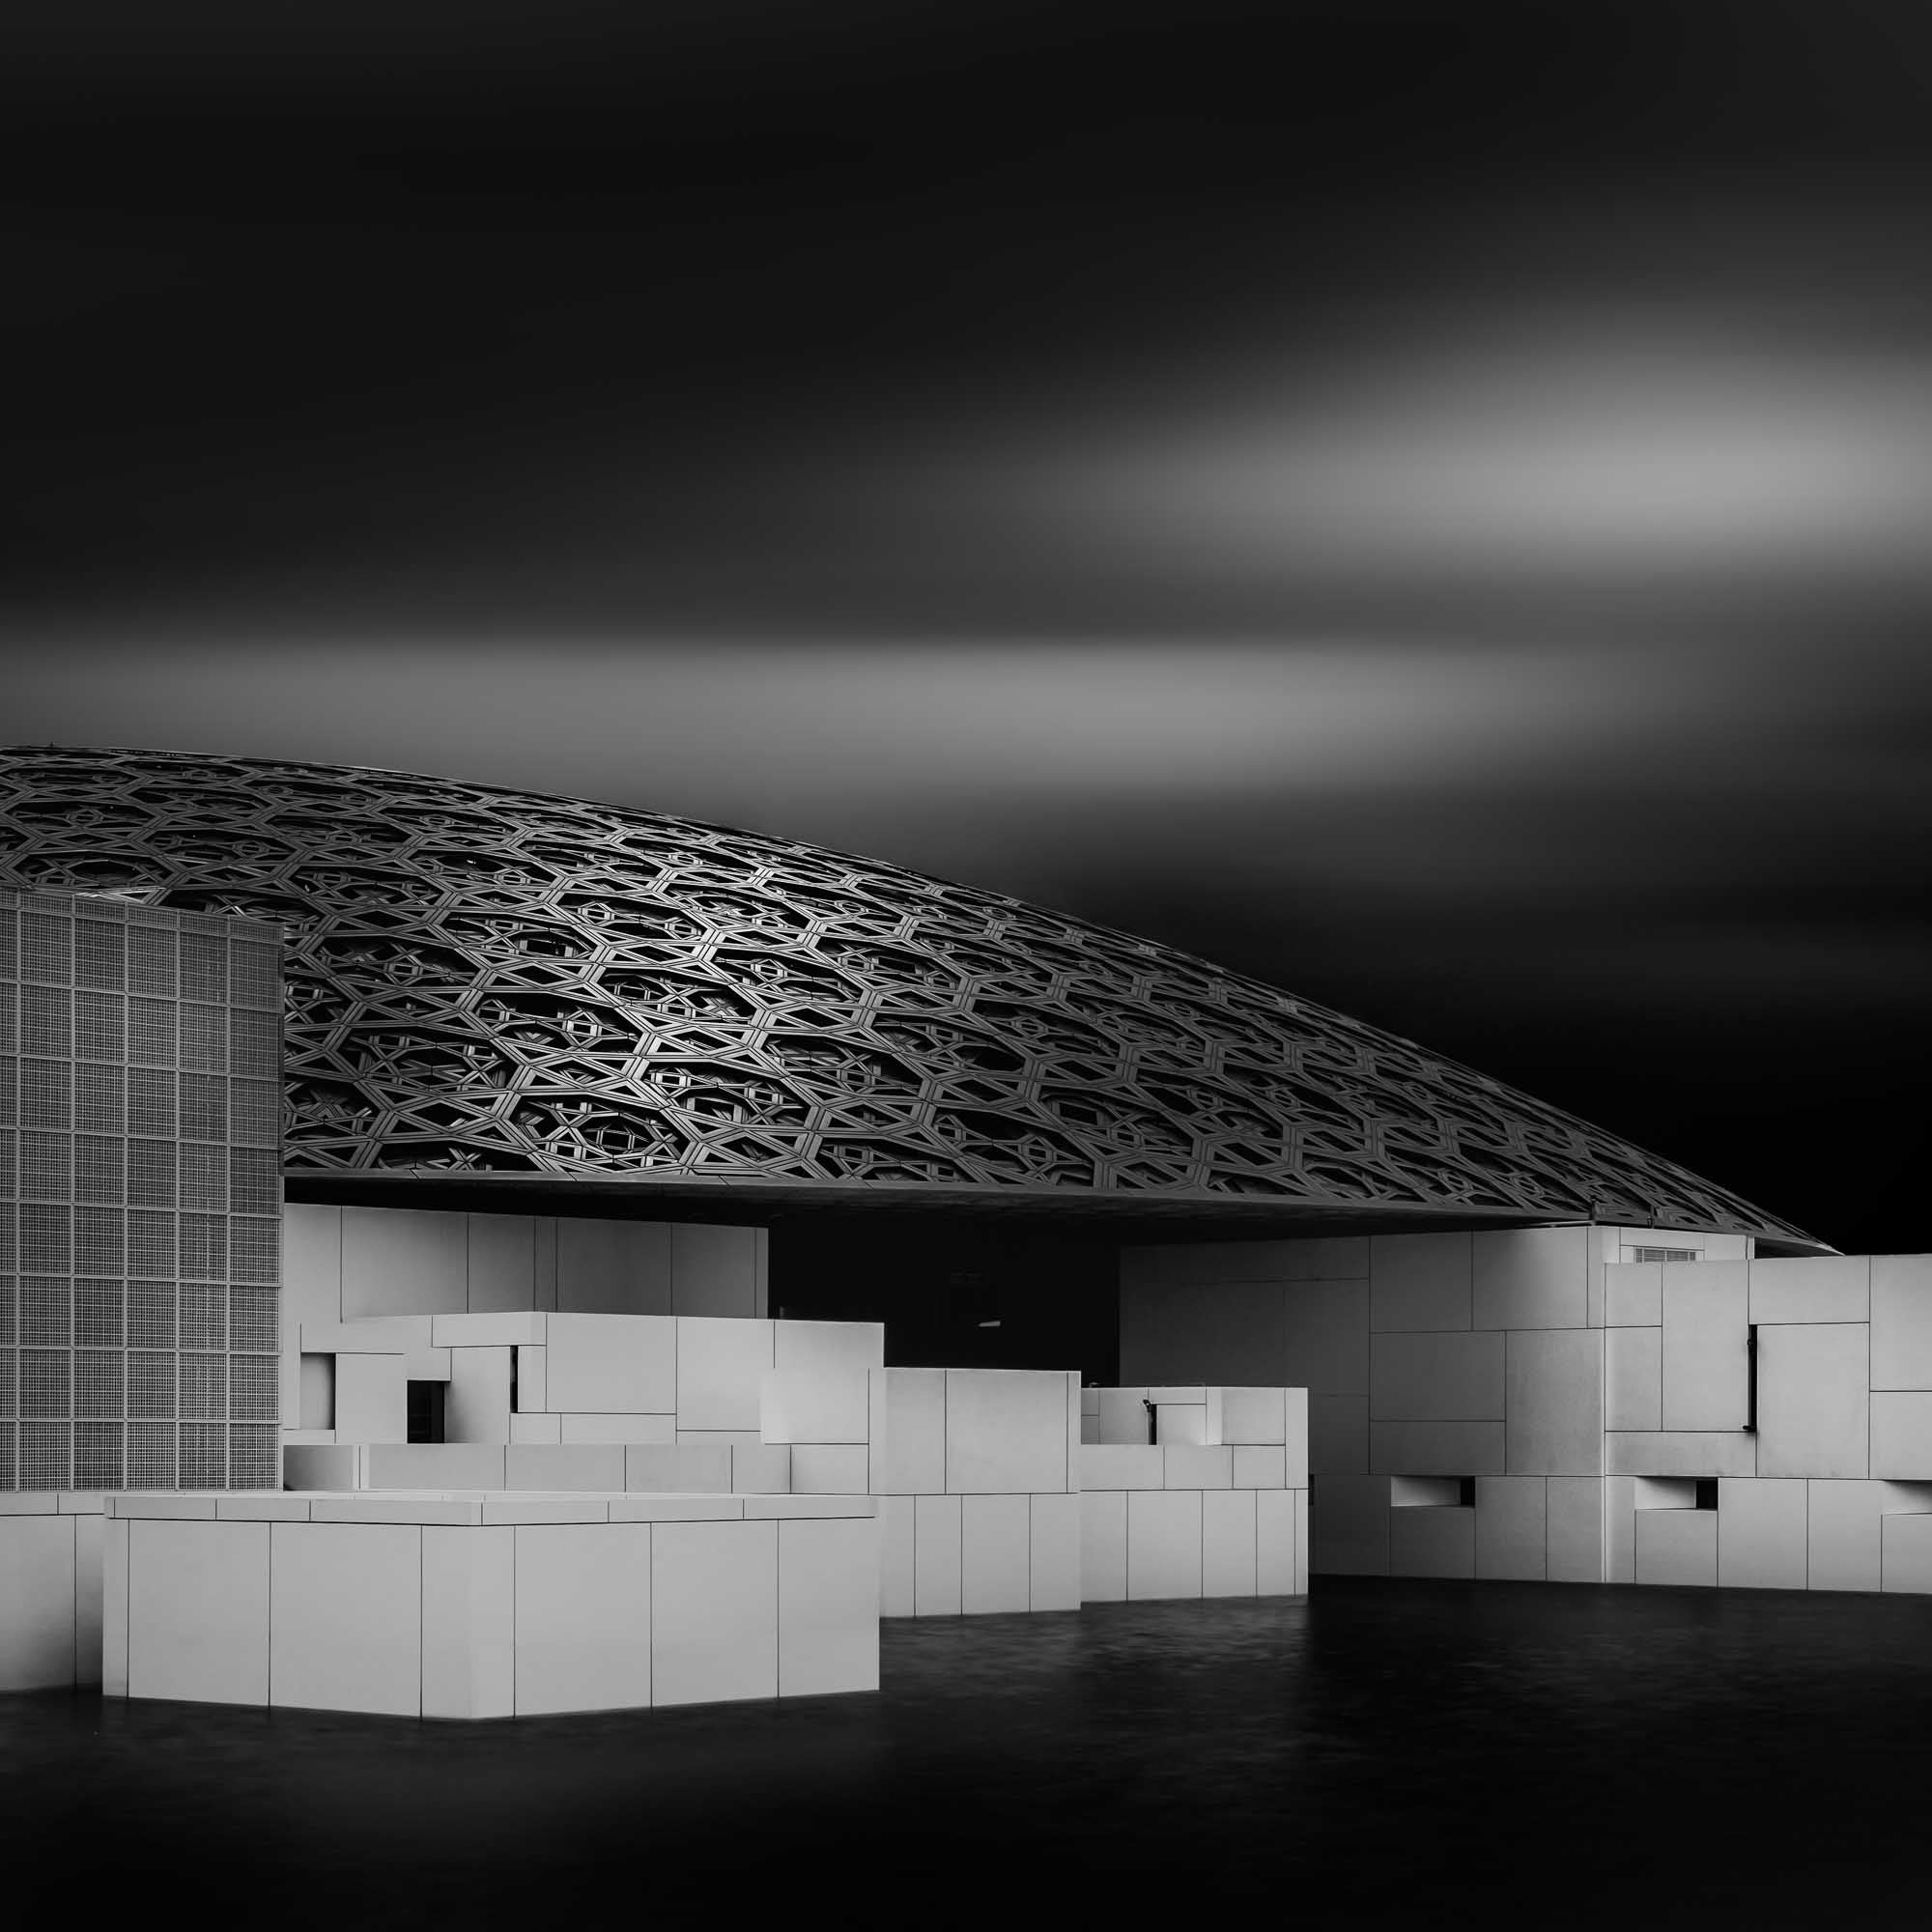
xmin=6 ymin=1579 xmax=1929 ymax=1926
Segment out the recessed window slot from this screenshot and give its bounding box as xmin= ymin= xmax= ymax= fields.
xmin=1391 ymin=1475 xmax=1468 ymax=1508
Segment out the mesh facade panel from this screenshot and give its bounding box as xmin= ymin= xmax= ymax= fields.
xmin=0 ymin=891 xmax=283 ymax=1489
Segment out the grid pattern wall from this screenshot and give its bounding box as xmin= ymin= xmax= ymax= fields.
xmin=0 ymin=888 xmax=283 ymax=1490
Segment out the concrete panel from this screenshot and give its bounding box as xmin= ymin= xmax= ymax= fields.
xmin=511 ymin=1413 xmax=562 ymax=1444
xmin=1758 ymin=1323 xmax=1869 ymax=1479
xmin=1635 ymin=1507 xmax=1718 ymax=1585
xmin=0 ymin=1515 xmax=76 ymax=1690
xmin=775 ymin=1318 xmax=884 ymax=1380
xmin=914 ymin=1493 xmax=962 ymax=1615
xmin=513 ymin=1522 xmax=652 ymax=1715
xmin=779 ymin=1516 xmax=879 ymax=1693
xmin=446 ymin=1346 xmax=512 ymax=1445
xmin=545 ymin=1314 xmax=675 ymax=1416
xmin=1282 ymin=1388 xmax=1309 ymax=1488
xmin=676 ymin=1316 xmax=775 ymax=1432
xmin=731 ymin=1443 xmax=793 ymax=1493
xmin=1604 ymin=1263 xmax=1662 ymax=1328
xmin=1126 ymin=1489 xmax=1203 ymax=1601
xmin=626 ymin=1443 xmax=733 ymax=1494
xmin=270 ymin=1520 xmax=420 ymax=1716
xmin=366 ymin=1443 xmax=506 ymax=1490
xmin=1234 ymin=1446 xmax=1288 ymax=1489
xmin=555 ymin=1218 xmax=671 ymax=1316
xmin=560 ymin=1412 xmax=674 ymax=1444
xmin=1605 ymin=1475 xmax=1637 ymax=1582
xmin=946 ymin=1370 xmax=1071 ymax=1494
xmin=102 ymin=1517 xmax=128 ymax=1695
xmin=1473 ymin=1226 xmax=1589 ymax=1331
xmin=1164 ymin=1444 xmax=1234 ymax=1490
xmin=1080 ymin=1489 xmax=1128 ymax=1602
xmin=1281 ymin=1279 xmax=1371 ymax=1395
xmin=790 ymin=1444 xmax=869 ymax=1493
xmin=1871 ymin=1256 xmax=1932 ymax=1389
xmin=342 ymin=1207 xmax=466 ymax=1320
xmin=466 ymin=1213 xmax=537 ymax=1314
xmin=1880 ymin=1512 xmax=1932 ymax=1594
xmin=1202 ymin=1488 xmax=1258 ymax=1597
xmin=651 ymin=1519 xmax=779 ymax=1705
xmin=1749 ymin=1256 xmax=1870 ymax=1325
xmin=671 ymin=1223 xmax=760 ymax=1318
xmin=1546 ymin=1477 xmax=1605 ymax=1582
xmin=879 ymin=1494 xmax=916 ymax=1616
xmin=1607 ymin=1431 xmax=1756 ymax=1477
xmin=1256 ymin=1488 xmax=1296 ymax=1595
xmin=505 ymin=1444 xmax=626 ymax=1491
xmin=1389 ymin=1505 xmax=1475 ymax=1579
xmin=1369 ymin=1232 xmax=1472 ymax=1332
xmin=871 ymin=1368 xmax=946 ymax=1495
xmin=421 ymin=1524 xmax=514 ymax=1720
xmin=1153 ymin=1401 xmax=1208 ymax=1445
xmin=1475 ymin=1476 xmax=1547 ymax=1580
xmin=761 ymin=1369 xmax=870 ymax=1448
xmin=1661 ymin=1262 xmax=1748 ymax=1431
xmin=1806 ymin=1480 xmax=1884 ymax=1593
xmin=1029 ymin=1492 xmax=1082 ymax=1611
xmin=333 ymin=1351 xmax=407 ymax=1444
xmin=1079 ymin=1444 xmax=1165 ymax=1490
xmin=1310 ymin=1473 xmax=1390 ymax=1576
xmin=1369 ymin=1419 xmax=1505 ymax=1476
xmin=1607 ymin=1327 xmax=1662 ymax=1433
xmin=128 ymin=1520 xmax=269 ymax=1706
xmin=960 ymin=1493 xmax=1032 ymax=1613
xmin=1506 ymin=1329 xmax=1605 ymax=1477
xmin=429 ymin=1311 xmax=546 ymax=1349
xmin=1095 ymin=1386 xmax=1152 ymax=1445
xmin=1122 ymin=1276 xmax=1287 ymax=1386
xmin=73 ymin=1515 xmax=102 ymax=1688
xmin=1219 ymin=1386 xmax=1287 ymax=1443
xmin=284 ymin=1442 xmax=359 ymax=1490
xmin=1871 ymin=1392 xmax=1932 ymax=1479
xmin=282 ymin=1204 xmax=344 ymax=1433
xmin=1717 ymin=1479 xmax=1807 ymax=1589
xmin=1370 ymin=1330 xmax=1504 ymax=1420
xmin=1308 ymin=1394 xmax=1369 ymax=1474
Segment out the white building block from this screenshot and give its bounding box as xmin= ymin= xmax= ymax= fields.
xmin=270 ymin=1520 xmax=422 ymax=1716
xmin=300 ymin=1319 xmax=415 ymax=1354
xmin=516 ymin=1344 xmax=547 ymax=1412
xmin=466 ymin=1212 xmax=538 ymax=1314
xmin=651 ymin=1519 xmax=779 ymax=1704
xmin=1370 ymin=1330 xmax=1505 ymax=1420
xmin=446 ymin=1346 xmax=512 ymax=1444
xmin=1389 ymin=1504 xmax=1475 ymax=1578
xmin=779 ymin=1516 xmax=879 ymax=1693
xmin=1871 ymin=1256 xmax=1932 ymax=1389
xmin=505 ymin=1444 xmax=626 ymax=1491
xmin=914 ymin=1493 xmax=963 ymax=1615
xmin=625 ymin=1443 xmax=733 ymax=1493
xmin=559 ymin=1412 xmax=673 ymax=1443
xmin=421 ymin=1523 xmax=514 ymax=1720
xmin=1661 ymin=1262 xmax=1748 ymax=1430
xmin=960 ymin=1493 xmax=1032 ymax=1613
xmin=1029 ymin=1492 xmax=1082 ymax=1610
xmin=762 ymin=1369 xmax=869 ymax=1447
xmin=1604 ymin=1263 xmax=1662 ymax=1328
xmin=1308 ymin=1395 xmax=1369 ymax=1474
xmin=0 ymin=1515 xmax=77 ymax=1690
xmin=1717 ymin=1479 xmax=1807 ymax=1589
xmin=1164 ymin=1445 xmax=1233 ymax=1490
xmin=1281 ymin=1278 xmax=1371 ymax=1394
xmin=1234 ymin=1446 xmax=1288 ymax=1489
xmin=1505 ymin=1328 xmax=1605 ymax=1477
xmin=333 ymin=1351 xmax=407 ymax=1443
xmin=342 ymin=1205 xmax=467 ymax=1319
xmin=1805 ymin=1480 xmax=1885 ymax=1593
xmin=1607 ymin=1431 xmax=1756 ymax=1477
xmin=776 ymin=1318 xmax=885 ymax=1382
xmin=1079 ymin=1444 xmax=1165 ymax=1490
xmin=1879 ymin=1512 xmax=1932 ymax=1594
xmin=1546 ymin=1477 xmax=1604 ymax=1582
xmin=1605 ymin=1476 xmax=1637 ymax=1582
xmin=1870 ymin=1392 xmax=1932 ymax=1479
xmin=284 ymin=1442 xmax=359 ymax=1490
xmin=1369 ymin=1419 xmax=1505 ymax=1476
xmin=1153 ymin=1402 xmax=1208 ymax=1445
xmin=676 ymin=1316 xmax=775 ymax=1432
xmin=1475 ymin=1476 xmax=1547 ymax=1580
xmin=128 ymin=1519 xmax=270 ymax=1706
xmin=1369 ymin=1232 xmax=1472 ymax=1332
xmin=1202 ymin=1489 xmax=1258 ymax=1597
xmin=73 ymin=1514 xmax=102 ymax=1687
xmin=1634 ymin=1509 xmax=1717 ymax=1586
xmin=513 ymin=1521 xmax=653 ymax=1715
xmin=1095 ymin=1386 xmax=1151 ymax=1444
xmin=731 ymin=1443 xmax=793 ymax=1493
xmin=1310 ymin=1473 xmax=1390 ymax=1575
xmin=1081 ymin=1490 xmax=1127 ymax=1601
xmin=790 ymin=1444 xmax=870 ymax=1493
xmin=1256 ymin=1488 xmax=1296 ymax=1595
xmin=511 ymin=1413 xmax=562 ymax=1445
xmin=366 ymin=1443 xmax=506 ymax=1490
xmin=946 ymin=1370 xmax=1072 ymax=1494
xmin=1472 ymin=1226 xmax=1589 ymax=1330
xmin=1607 ymin=1327 xmax=1662 ymax=1433
xmin=1282 ymin=1388 xmax=1309 ymax=1487
xmin=671 ymin=1223 xmax=761 ymax=1318
xmin=1749 ymin=1257 xmax=1870 ymax=1325
xmin=555 ymin=1217 xmax=671 ymax=1316
xmin=545 ymin=1314 xmax=675 ymax=1415
xmin=102 ymin=1516 xmax=129 ymax=1696
xmin=430 ymin=1311 xmax=547 ymax=1349
xmin=1126 ymin=1489 xmax=1204 ymax=1600
xmin=1219 ymin=1386 xmax=1287 ymax=1443
xmin=1758 ymin=1323 xmax=1869 ymax=1479
xmin=879 ymin=1495 xmax=916 ymax=1615
xmin=870 ymin=1368 xmax=946 ymax=1494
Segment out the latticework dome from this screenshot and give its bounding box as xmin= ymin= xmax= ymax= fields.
xmin=0 ymin=746 xmax=1818 ymax=1244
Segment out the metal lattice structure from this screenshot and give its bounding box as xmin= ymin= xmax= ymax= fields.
xmin=0 ymin=746 xmax=1815 ymax=1243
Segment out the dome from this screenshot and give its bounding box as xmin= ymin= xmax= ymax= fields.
xmin=0 ymin=745 xmax=1818 ymax=1244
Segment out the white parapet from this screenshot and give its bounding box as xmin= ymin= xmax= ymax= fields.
xmin=0 ymin=1492 xmax=106 ymax=1691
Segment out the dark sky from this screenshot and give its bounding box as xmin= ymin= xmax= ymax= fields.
xmin=5 ymin=2 xmax=1932 ymax=1252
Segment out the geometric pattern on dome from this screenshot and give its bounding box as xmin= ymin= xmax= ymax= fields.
xmin=0 ymin=745 xmax=1815 ymax=1243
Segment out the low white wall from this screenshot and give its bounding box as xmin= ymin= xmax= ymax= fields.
xmin=0 ymin=1494 xmax=104 ymax=1690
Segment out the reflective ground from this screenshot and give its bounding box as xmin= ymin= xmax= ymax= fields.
xmin=7 ymin=1581 xmax=1930 ymax=1925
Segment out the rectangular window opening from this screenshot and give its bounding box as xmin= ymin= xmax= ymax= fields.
xmin=406 ymin=1379 xmax=446 ymax=1445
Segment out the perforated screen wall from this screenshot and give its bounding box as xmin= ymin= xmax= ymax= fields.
xmin=0 ymin=888 xmax=283 ymax=1490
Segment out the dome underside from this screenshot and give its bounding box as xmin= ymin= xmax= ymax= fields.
xmin=0 ymin=746 xmax=1818 ymax=1247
